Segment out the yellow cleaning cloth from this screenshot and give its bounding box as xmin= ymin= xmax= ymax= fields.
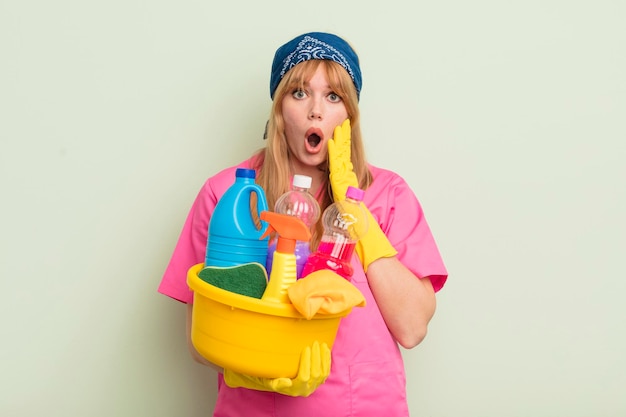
xmin=287 ymin=270 xmax=366 ymax=319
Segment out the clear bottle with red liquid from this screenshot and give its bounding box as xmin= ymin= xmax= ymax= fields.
xmin=301 ymin=186 xmax=368 ymax=280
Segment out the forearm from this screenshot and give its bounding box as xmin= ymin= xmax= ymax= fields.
xmin=366 ymin=256 xmax=436 ymax=349
xmin=186 ymin=304 xmax=224 ymax=373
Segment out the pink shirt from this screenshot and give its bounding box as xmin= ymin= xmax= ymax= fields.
xmin=159 ymin=159 xmax=448 ymax=417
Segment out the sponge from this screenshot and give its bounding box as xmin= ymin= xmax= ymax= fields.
xmin=198 ymin=262 xmax=268 ymax=299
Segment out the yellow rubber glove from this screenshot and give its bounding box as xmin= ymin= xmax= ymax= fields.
xmin=223 ymin=341 xmax=331 ymax=397
xmin=328 ymin=119 xmax=398 ymax=272
xmin=328 ymin=119 xmax=359 ymax=201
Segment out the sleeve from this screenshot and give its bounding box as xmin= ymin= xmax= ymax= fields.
xmin=158 ymin=178 xmax=219 ymax=303
xmin=367 ymin=173 xmax=448 ymax=292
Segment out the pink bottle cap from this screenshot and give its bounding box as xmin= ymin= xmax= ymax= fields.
xmin=346 ymin=186 xmax=365 ymax=201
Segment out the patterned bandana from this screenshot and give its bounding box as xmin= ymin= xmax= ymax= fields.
xmin=269 ymin=32 xmax=362 ymax=100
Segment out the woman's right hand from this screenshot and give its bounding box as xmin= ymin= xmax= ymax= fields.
xmin=223 ymin=341 xmax=331 ymax=397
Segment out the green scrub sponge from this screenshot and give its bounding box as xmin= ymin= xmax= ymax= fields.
xmin=198 ymin=262 xmax=268 ymax=299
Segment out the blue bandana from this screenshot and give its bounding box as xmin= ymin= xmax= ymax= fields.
xmin=269 ymin=32 xmax=362 ymax=100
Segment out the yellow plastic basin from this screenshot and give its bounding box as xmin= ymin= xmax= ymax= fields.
xmin=187 ymin=263 xmax=348 ymax=379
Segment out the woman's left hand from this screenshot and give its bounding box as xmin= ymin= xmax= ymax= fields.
xmin=328 ymin=119 xmax=358 ymax=202
xmin=328 ymin=119 xmax=397 ymax=272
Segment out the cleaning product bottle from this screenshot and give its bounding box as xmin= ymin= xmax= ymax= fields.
xmin=204 ymin=168 xmax=269 ymax=268
xmin=301 ymin=186 xmax=368 ymax=280
xmin=260 ymin=211 xmax=312 ymax=304
xmin=266 ymin=175 xmax=321 ymax=279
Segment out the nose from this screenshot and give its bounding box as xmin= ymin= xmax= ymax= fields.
xmin=309 ymin=110 xmax=322 ymax=120
xmin=308 ymin=99 xmax=323 ymax=120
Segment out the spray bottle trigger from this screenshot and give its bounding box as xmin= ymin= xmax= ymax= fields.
xmin=259 ymin=211 xmax=275 ymax=241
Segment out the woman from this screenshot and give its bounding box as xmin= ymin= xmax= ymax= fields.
xmin=159 ymin=32 xmax=448 ymax=417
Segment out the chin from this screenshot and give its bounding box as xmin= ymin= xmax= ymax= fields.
xmin=307 ymin=155 xmax=327 ymax=169
xmin=292 ymin=157 xmax=326 ymax=175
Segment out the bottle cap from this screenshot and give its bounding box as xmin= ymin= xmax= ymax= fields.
xmin=236 ymin=168 xmax=256 ymax=179
xmin=346 ymin=186 xmax=365 ymax=201
xmin=292 ymin=174 xmax=312 ymax=189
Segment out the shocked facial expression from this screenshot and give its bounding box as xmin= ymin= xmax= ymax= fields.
xmin=281 ymin=65 xmax=349 ymax=177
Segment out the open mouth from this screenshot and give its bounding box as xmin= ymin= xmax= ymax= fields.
xmin=307 ymin=133 xmax=321 ymax=148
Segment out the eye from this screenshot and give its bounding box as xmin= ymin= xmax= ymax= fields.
xmin=292 ymin=89 xmax=307 ymax=99
xmin=328 ymin=92 xmax=342 ymax=103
